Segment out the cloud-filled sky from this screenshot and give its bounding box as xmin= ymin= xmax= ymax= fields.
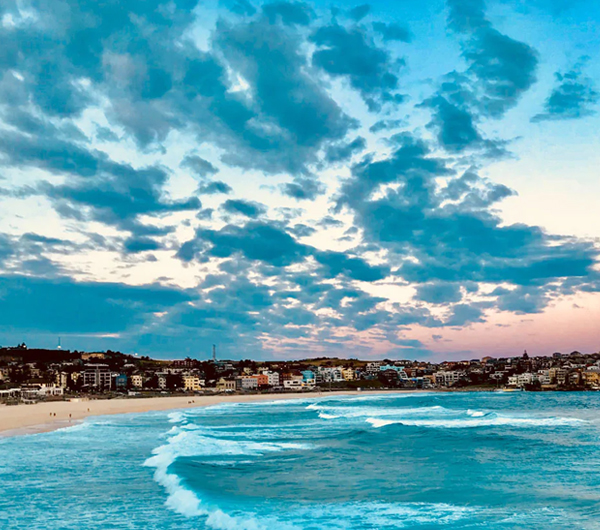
xmin=0 ymin=0 xmax=599 ymax=360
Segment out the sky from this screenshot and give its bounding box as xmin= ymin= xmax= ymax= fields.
xmin=0 ymin=0 xmax=599 ymax=361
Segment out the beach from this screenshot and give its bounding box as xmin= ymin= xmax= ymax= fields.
xmin=0 ymin=390 xmax=382 ymax=437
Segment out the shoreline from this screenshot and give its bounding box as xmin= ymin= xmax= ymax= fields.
xmin=0 ymin=390 xmax=411 ymax=438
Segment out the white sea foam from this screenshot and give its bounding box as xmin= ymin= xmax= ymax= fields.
xmin=311 ymin=404 xmax=448 ymax=419
xmin=318 ymin=412 xmax=341 ymax=419
xmin=466 ymin=409 xmax=487 ymax=417
xmin=366 ymin=415 xmax=586 ymax=429
xmin=145 ymin=426 xmax=311 ymax=529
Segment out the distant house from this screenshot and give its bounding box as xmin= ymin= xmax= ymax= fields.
xmin=283 ymin=373 xmax=303 ymax=390
xmin=216 ymin=378 xmax=236 ymax=391
xmin=81 ymin=352 xmax=106 ymax=361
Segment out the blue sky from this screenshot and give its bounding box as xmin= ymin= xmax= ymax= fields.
xmin=0 ymin=0 xmax=598 ymax=360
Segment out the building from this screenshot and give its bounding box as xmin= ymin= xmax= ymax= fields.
xmin=131 ymin=374 xmax=144 ymax=388
xmin=236 ymin=376 xmax=258 ymax=391
xmin=157 ymin=372 xmax=168 ymax=390
xmin=56 ymin=371 xmax=70 ymax=389
xmin=216 ymin=378 xmax=236 ymax=391
xmin=380 ymin=365 xmax=409 ymax=381
xmin=434 ymin=370 xmax=465 ymax=387
xmin=342 ymin=368 xmax=356 ymax=381
xmin=301 ymin=370 xmax=316 ymax=388
xmin=83 ymin=364 xmax=112 ymax=390
xmin=114 ymin=374 xmax=128 ymax=390
xmin=283 ymin=374 xmax=304 ymax=390
xmin=583 ymin=371 xmax=600 ymax=388
xmin=183 ymin=375 xmax=204 ymax=392
xmin=81 ymin=352 xmax=106 ymax=361
xmin=21 ymin=383 xmax=64 ymax=399
xmin=255 ymin=374 xmax=269 ymax=387
xmin=261 ymin=371 xmax=280 ymax=387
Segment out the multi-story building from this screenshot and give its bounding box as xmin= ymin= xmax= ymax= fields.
xmin=380 ymin=365 xmax=409 ymax=381
xmin=216 ymin=378 xmax=236 ymax=391
xmin=283 ymin=374 xmax=304 ymax=390
xmin=157 ymin=372 xmax=168 ymax=390
xmin=131 ymin=374 xmax=144 ymax=388
xmin=236 ymin=376 xmax=258 ymax=391
xmin=342 ymin=368 xmax=356 ymax=381
xmin=114 ymin=374 xmax=128 ymax=390
xmin=255 ymin=374 xmax=269 ymax=387
xmin=261 ymin=371 xmax=280 ymax=387
xmin=301 ymin=370 xmax=316 ymax=387
xmin=537 ymin=370 xmax=552 ymax=385
xmin=583 ymin=371 xmax=600 ymax=388
xmin=56 ymin=371 xmax=70 ymax=389
xmin=434 ymin=370 xmax=465 ymax=387
xmin=365 ymin=362 xmax=383 ymax=375
xmin=82 ymin=364 xmax=112 ymax=389
xmin=183 ymin=375 xmax=204 ymax=392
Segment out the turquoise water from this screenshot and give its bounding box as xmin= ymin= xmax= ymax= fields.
xmin=2 ymin=392 xmax=600 ymax=529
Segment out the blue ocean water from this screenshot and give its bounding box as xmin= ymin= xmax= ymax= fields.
xmin=2 ymin=392 xmax=600 ymax=529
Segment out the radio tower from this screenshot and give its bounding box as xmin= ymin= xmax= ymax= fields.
xmin=57 ymin=337 xmax=62 ymax=350
xmin=212 ymin=344 xmax=217 ymax=362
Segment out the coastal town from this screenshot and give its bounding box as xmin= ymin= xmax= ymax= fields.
xmin=2 ymin=343 xmax=600 ymax=404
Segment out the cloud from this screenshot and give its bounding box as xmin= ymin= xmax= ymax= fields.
xmin=337 ymin=136 xmax=598 ymax=316
xmin=372 ymin=22 xmax=411 ymax=42
xmin=221 ymin=199 xmax=268 ymax=218
xmin=369 ymin=118 xmax=406 ymax=133
xmin=421 ymin=94 xmax=483 ymax=153
xmin=311 ymin=23 xmax=404 ymax=111
xmin=280 ymin=177 xmax=326 ymax=200
xmin=0 ymin=274 xmax=194 ymax=334
xmin=349 ymin=4 xmax=371 ymax=21
xmin=40 ymin=163 xmax=200 ymax=236
xmin=212 ymin=15 xmax=356 ymax=174
xmin=181 ymin=155 xmax=219 ymax=178
xmin=325 ymin=136 xmax=367 ymax=163
xmin=197 ymin=181 xmax=233 ymax=195
xmin=446 ymin=0 xmax=538 ymax=118
xmin=123 ymin=236 xmax=162 ymax=254
xmin=445 ymin=303 xmax=486 ymax=326
xmin=532 ymin=61 xmax=598 ymax=122
xmin=263 ymin=1 xmax=314 ymax=26
xmin=415 ymin=282 xmax=463 ymax=304
xmin=314 ymin=249 xmax=390 ymax=282
xmin=178 ymin=219 xmax=390 ymax=282
xmin=178 ymin=221 xmax=308 ymax=266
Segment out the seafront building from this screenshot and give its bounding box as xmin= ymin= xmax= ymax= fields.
xmin=2 ymin=345 xmax=600 ymax=403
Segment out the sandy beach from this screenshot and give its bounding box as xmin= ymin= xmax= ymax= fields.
xmin=0 ymin=391 xmax=389 ymax=437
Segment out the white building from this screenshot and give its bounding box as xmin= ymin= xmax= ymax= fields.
xmin=21 ymin=383 xmax=64 ymax=399
xmin=283 ymin=375 xmax=303 ymax=390
xmin=434 ymin=371 xmax=465 ymax=387
xmin=262 ymin=371 xmax=280 ymax=387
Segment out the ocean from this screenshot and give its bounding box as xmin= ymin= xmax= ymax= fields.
xmin=1 ymin=392 xmax=599 ymax=529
